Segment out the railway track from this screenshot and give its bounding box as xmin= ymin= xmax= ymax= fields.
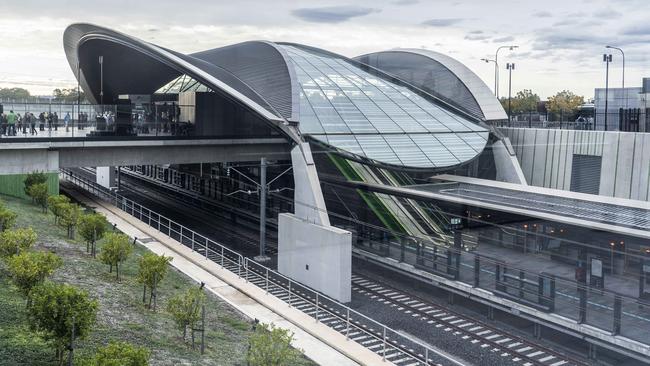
xmin=63 ymin=168 xmax=590 ymax=366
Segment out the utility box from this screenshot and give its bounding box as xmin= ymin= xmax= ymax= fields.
xmin=96 ymin=166 xmax=116 ymax=189
xmin=278 ymin=213 xmax=352 ymax=303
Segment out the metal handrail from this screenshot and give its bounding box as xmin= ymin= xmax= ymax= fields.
xmin=60 ymin=169 xmax=457 ymax=366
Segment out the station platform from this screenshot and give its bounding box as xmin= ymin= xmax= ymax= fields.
xmin=63 ymin=183 xmax=383 ymax=366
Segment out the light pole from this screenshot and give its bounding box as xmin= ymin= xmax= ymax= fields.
xmin=481 ymin=58 xmax=498 ymax=96
xmin=507 ymin=63 xmax=515 ymax=123
xmin=606 ymin=45 xmax=625 ymax=108
xmin=98 ymin=55 xmax=104 ymax=108
xmin=603 ymin=53 xmax=612 ymax=131
xmin=495 ymin=45 xmax=518 ymax=98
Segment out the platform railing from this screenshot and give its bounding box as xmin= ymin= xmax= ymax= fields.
xmin=60 ymin=169 xmax=457 ymax=366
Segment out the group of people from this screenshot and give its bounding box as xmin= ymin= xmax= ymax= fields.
xmin=0 ymin=110 xmax=88 ymax=136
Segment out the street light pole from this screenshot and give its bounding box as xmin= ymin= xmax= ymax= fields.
xmin=481 ymin=58 xmax=498 ymax=96
xmin=606 ymin=45 xmax=626 ymax=108
xmin=603 ymin=54 xmax=612 ymax=131
xmin=495 ymin=45 xmax=518 ymax=98
xmin=507 ymin=63 xmax=515 ymax=123
xmin=99 ymin=55 xmax=104 ymax=108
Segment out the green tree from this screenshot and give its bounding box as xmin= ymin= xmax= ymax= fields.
xmin=247 ymin=322 xmax=303 ymax=366
xmin=0 ymin=201 xmax=17 ymax=232
xmin=28 ymin=282 xmax=98 ymax=366
xmin=24 ymin=171 xmax=48 ymax=196
xmin=547 ymin=90 xmax=585 ymax=119
xmin=52 ymin=88 xmax=86 ymax=103
xmin=59 ymin=203 xmax=82 ymax=239
xmin=47 ymin=195 xmax=70 ymax=224
xmin=7 ymin=251 xmax=63 ymax=305
xmin=79 ymin=212 xmax=109 ymax=257
xmin=81 ymin=341 xmax=150 ymax=366
xmin=137 ymin=252 xmax=172 ymax=310
xmin=99 ymin=233 xmax=133 ymax=281
xmin=0 ymin=87 xmax=30 ymax=99
xmin=27 ymin=183 xmax=49 ymax=212
xmin=500 ymin=89 xmax=540 ymax=115
xmin=0 ymin=227 xmax=37 ymax=258
xmin=166 ymin=286 xmax=206 ymax=342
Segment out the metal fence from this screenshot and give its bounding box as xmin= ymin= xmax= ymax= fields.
xmin=492 ymin=111 xmax=650 ymax=132
xmin=59 ymin=169 xmax=459 ymax=366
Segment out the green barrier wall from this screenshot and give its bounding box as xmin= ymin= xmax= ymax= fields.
xmin=0 ymin=173 xmax=59 ymax=199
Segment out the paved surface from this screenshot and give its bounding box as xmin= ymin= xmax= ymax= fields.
xmin=65 ymin=186 xmax=375 ymax=366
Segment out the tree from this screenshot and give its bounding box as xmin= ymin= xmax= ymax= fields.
xmin=79 ymin=212 xmax=109 ymax=257
xmin=0 ymin=87 xmax=30 ymax=99
xmin=27 ymin=183 xmax=49 ymax=212
xmin=7 ymin=251 xmax=63 ymax=306
xmin=137 ymin=252 xmax=172 ymax=311
xmin=28 ymin=282 xmax=98 ymax=366
xmin=166 ymin=286 xmax=206 ymax=343
xmin=246 ymin=322 xmax=303 ymax=366
xmin=81 ymin=341 xmax=150 ymax=366
xmin=99 ymin=233 xmax=133 ymax=281
xmin=499 ymin=89 xmax=540 ymax=115
xmin=24 ymin=171 xmax=48 ymax=196
xmin=47 ymin=195 xmax=70 ymax=224
xmin=546 ymin=90 xmax=585 ymax=119
xmin=0 ymin=202 xmax=17 ymax=232
xmin=0 ymin=227 xmax=37 ymax=258
xmin=59 ymin=203 xmax=82 ymax=239
xmin=52 ymin=88 xmax=86 ymax=103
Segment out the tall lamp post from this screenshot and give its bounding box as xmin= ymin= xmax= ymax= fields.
xmin=603 ymin=53 xmax=612 ymax=131
xmin=481 ymin=57 xmax=498 ymax=96
xmin=495 ymin=45 xmax=518 ymax=98
xmin=606 ymin=45 xmax=625 ymax=108
xmin=506 ymin=63 xmax=515 ymax=124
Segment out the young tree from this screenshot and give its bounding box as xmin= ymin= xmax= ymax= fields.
xmin=7 ymin=251 xmax=63 ymax=306
xmin=28 ymin=282 xmax=98 ymax=366
xmin=47 ymin=195 xmax=70 ymax=224
xmin=99 ymin=233 xmax=133 ymax=281
xmin=547 ymin=90 xmax=585 ymax=119
xmin=166 ymin=286 xmax=206 ymax=342
xmin=0 ymin=202 xmax=17 ymax=232
xmin=137 ymin=252 xmax=172 ymax=310
xmin=59 ymin=203 xmax=82 ymax=239
xmin=24 ymin=171 xmax=48 ymax=196
xmin=0 ymin=227 xmax=37 ymax=258
xmin=81 ymin=341 xmax=150 ymax=366
xmin=27 ymin=183 xmax=49 ymax=212
xmin=79 ymin=212 xmax=109 ymax=257
xmin=246 ymin=322 xmax=303 ymax=366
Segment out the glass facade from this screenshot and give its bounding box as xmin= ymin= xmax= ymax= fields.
xmin=280 ymin=44 xmax=489 ymax=168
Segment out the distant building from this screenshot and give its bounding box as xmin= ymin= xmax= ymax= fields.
xmin=594 ymin=77 xmax=650 ymax=131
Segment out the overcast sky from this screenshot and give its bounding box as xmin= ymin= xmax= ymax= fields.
xmin=1 ymin=0 xmax=648 ymax=99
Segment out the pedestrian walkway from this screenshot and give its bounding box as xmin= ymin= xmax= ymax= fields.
xmin=65 ymin=186 xmax=386 ymax=366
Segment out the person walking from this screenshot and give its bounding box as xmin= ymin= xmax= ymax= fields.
xmin=64 ymin=112 xmax=71 ymax=132
xmin=6 ymin=110 xmax=17 ymax=136
xmin=39 ymin=112 xmax=45 ymax=131
xmin=53 ymin=112 xmax=59 ymax=131
xmin=29 ymin=113 xmax=37 ymax=135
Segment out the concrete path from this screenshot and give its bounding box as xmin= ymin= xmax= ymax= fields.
xmin=65 ymin=186 xmax=387 ymax=366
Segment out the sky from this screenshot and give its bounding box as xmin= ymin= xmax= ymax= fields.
xmin=1 ymin=0 xmax=648 ymax=99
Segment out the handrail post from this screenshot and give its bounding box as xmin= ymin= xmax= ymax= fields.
xmin=288 ymin=282 xmax=292 ymax=307
xmin=180 ymin=226 xmax=183 ymax=244
xmin=346 ymin=308 xmax=350 ymax=340
xmin=425 ymin=348 xmax=429 ymax=365
xmin=191 ymin=232 xmax=195 ymax=251
xmin=382 ymin=327 xmax=387 ymax=361
xmin=204 ymin=238 xmax=208 ymax=259
xmin=221 ymin=246 xmax=224 ymax=267
xmin=266 ymin=268 xmax=269 ymax=294
xmin=315 ymin=293 xmax=319 ymax=322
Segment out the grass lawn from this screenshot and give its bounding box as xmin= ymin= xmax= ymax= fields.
xmin=0 ymin=194 xmax=314 ymax=366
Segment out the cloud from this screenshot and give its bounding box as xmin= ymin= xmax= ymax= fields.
xmin=468 ymin=30 xmax=483 ymax=34
xmin=621 ymin=23 xmax=650 ymax=36
xmin=532 ymin=32 xmax=606 ymax=50
xmin=465 ymin=33 xmax=491 ymax=41
xmin=593 ymin=8 xmax=622 ymax=18
xmin=493 ymin=36 xmax=515 ymax=42
xmin=552 ymin=19 xmax=573 ymax=26
xmin=291 ymin=6 xmax=380 ymax=23
xmin=391 ymin=0 xmax=419 ymax=5
xmin=421 ymin=18 xmax=463 ymax=27
xmin=533 ymin=11 xmax=553 ymax=18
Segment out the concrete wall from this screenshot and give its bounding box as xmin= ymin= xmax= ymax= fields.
xmin=278 ymin=213 xmax=352 ymax=303
xmin=501 ymin=128 xmax=650 ymax=201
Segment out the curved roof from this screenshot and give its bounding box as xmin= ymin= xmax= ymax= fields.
xmin=354 ymin=49 xmax=507 ymax=122
xmin=64 ymin=24 xmax=488 ymax=170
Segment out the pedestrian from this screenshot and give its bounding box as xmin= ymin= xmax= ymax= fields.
xmin=39 ymin=112 xmax=45 ymax=131
xmin=53 ymin=112 xmax=59 ymax=131
xmin=6 ymin=110 xmax=17 ymax=136
xmin=30 ymin=113 xmax=37 ymax=135
xmin=64 ymin=112 xmax=71 ymax=132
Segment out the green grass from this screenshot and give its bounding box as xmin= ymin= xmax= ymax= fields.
xmin=0 ymin=194 xmax=315 ymax=366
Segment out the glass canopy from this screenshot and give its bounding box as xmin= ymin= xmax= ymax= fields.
xmin=156 ymin=75 xmax=213 ymax=94
xmin=280 ymin=44 xmax=489 ymax=169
